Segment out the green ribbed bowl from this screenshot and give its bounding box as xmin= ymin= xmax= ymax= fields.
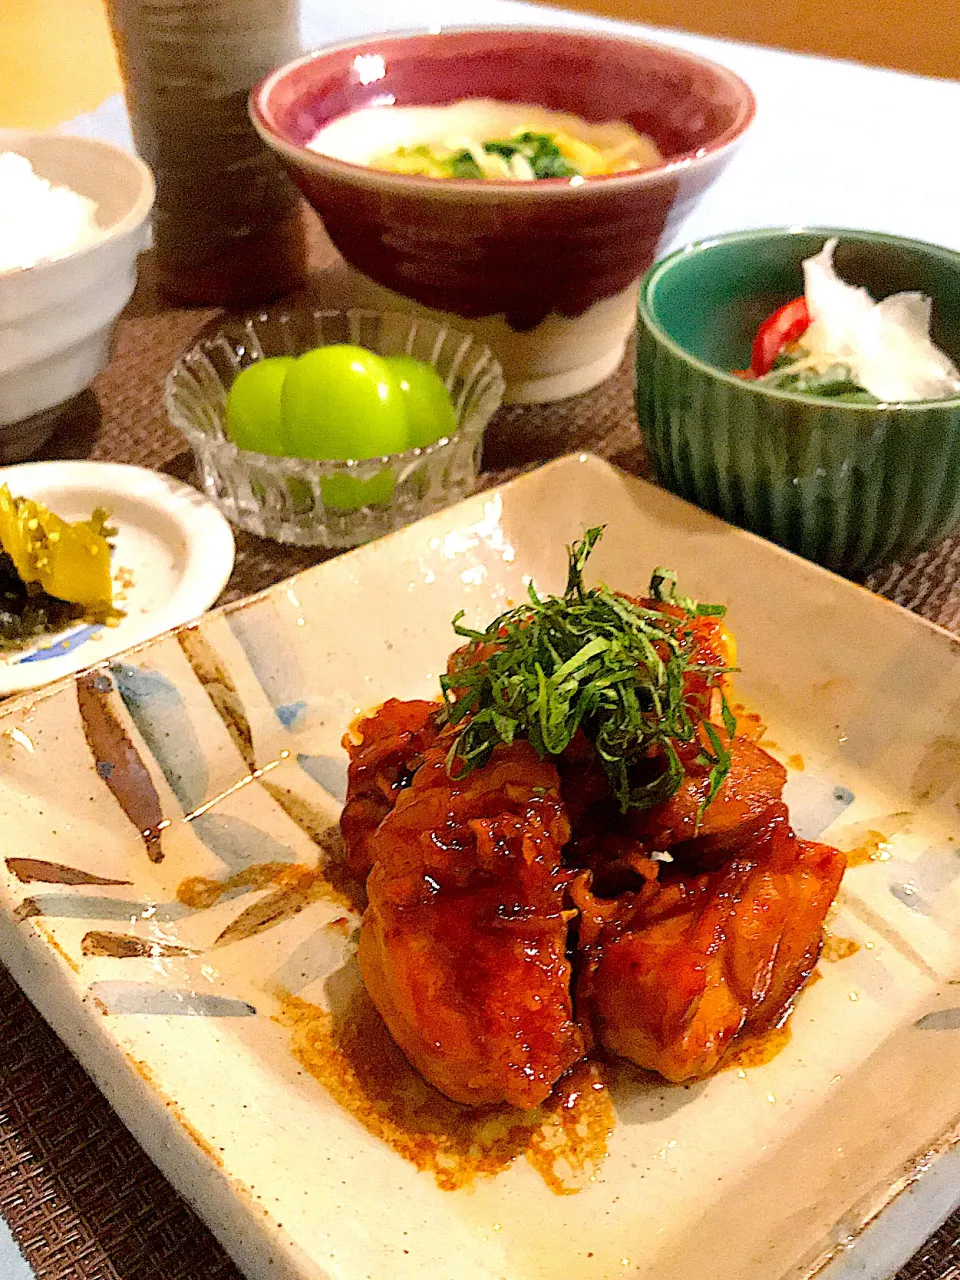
xmin=635 ymin=227 xmax=960 ymax=574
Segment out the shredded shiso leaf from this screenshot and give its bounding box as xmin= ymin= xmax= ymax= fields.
xmin=438 ymin=527 xmax=737 ymax=813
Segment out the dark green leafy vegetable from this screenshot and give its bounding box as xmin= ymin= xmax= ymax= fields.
xmin=446 ymin=149 xmax=484 ymax=179
xmin=483 ymin=131 xmax=580 ymax=179
xmin=763 ymin=354 xmax=877 ymax=401
xmin=438 ymin=527 xmax=737 ymax=813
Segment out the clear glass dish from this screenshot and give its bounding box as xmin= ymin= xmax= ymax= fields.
xmin=164 ymin=308 xmax=505 ymax=548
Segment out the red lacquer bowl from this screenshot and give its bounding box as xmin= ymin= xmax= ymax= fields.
xmin=251 ymin=27 xmax=755 ymax=402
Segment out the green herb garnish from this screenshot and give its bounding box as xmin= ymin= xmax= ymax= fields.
xmin=438 ymin=527 xmax=737 ymax=813
xmin=483 ymin=131 xmax=580 ymax=179
xmin=763 ymin=356 xmax=877 ymax=402
xmin=446 ymin=149 xmax=484 ymax=179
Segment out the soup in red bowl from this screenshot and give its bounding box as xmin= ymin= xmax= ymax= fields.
xmin=251 ymin=27 xmax=754 ymax=402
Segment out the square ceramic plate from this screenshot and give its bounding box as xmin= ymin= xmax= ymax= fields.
xmin=1 ymin=453 xmax=959 ymax=1280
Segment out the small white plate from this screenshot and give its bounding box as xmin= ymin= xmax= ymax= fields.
xmin=0 ymin=460 xmax=235 ymax=695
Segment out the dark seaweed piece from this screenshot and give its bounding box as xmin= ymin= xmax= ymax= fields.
xmin=0 ymin=554 xmax=86 ymax=653
xmin=0 ymin=553 xmax=22 ymax=595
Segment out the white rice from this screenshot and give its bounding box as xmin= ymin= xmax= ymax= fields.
xmin=0 ymin=151 xmax=102 ymax=274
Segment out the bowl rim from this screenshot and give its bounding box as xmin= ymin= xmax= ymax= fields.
xmin=164 ymin=305 xmax=506 ymax=472
xmin=637 ymin=224 xmax=960 ymax=412
xmin=0 ymin=129 xmax=156 ymax=281
xmin=249 ymin=24 xmax=756 ymax=198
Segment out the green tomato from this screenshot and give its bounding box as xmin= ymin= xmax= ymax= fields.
xmin=281 ymin=345 xmax=409 ymax=461
xmin=383 ymin=355 xmax=458 ymax=448
xmin=225 ymin=357 xmax=295 ymax=455
xmin=320 ymin=468 xmax=396 ymax=512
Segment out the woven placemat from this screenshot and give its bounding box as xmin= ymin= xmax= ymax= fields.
xmin=3 ymin=217 xmax=960 ymax=1280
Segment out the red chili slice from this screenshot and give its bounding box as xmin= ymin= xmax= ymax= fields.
xmin=750 ymin=297 xmax=811 ymax=377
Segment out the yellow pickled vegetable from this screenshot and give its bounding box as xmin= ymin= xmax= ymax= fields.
xmin=34 ymin=508 xmax=114 ymax=608
xmin=0 ymin=485 xmax=115 ymax=612
xmin=0 ymin=485 xmax=35 ymax=584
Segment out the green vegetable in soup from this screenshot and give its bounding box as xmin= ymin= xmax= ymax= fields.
xmin=483 ymin=132 xmax=579 ymax=179
xmin=447 ymin=149 xmax=484 ymax=179
xmin=380 ymin=132 xmax=584 ymax=180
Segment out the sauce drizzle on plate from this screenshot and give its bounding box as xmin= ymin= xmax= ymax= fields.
xmin=277 ymin=989 xmax=614 ymax=1194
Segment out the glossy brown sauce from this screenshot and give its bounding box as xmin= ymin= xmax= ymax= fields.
xmin=731 ymin=706 xmax=766 ymax=743
xmin=845 ymin=830 xmax=895 ymax=867
xmin=722 ymin=1019 xmax=793 ymax=1070
xmin=720 ymin=943 xmax=842 ymax=1072
xmin=176 ymin=860 xmax=359 ymax=950
xmin=178 ymin=862 xmax=299 ymax=909
xmin=177 ymin=816 xmax=825 ymax=1193
xmin=525 ymin=1060 xmax=614 ymax=1194
xmin=177 ymin=861 xmax=353 ymax=914
xmin=821 ymin=933 xmax=861 ymax=962
xmin=277 ymin=990 xmax=614 ymax=1195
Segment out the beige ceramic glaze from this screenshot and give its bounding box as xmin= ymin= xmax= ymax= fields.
xmin=0 ymin=454 xmax=959 ymax=1280
xmin=352 ymin=272 xmax=639 ymax=403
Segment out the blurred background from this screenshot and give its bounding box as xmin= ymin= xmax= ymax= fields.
xmin=1 ymin=0 xmax=956 ymax=131
xmin=551 ymin=0 xmax=957 ymax=80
